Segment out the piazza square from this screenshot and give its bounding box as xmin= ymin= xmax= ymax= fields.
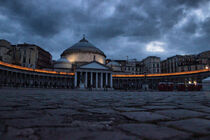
xmin=0 ymin=89 xmax=210 ymax=140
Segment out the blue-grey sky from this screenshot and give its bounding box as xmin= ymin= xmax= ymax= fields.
xmin=0 ymin=0 xmax=210 ymax=60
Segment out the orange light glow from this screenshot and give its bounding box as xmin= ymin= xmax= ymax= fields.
xmin=1 ymin=61 xmax=209 ymax=77
xmin=0 ymin=61 xmax=74 ymax=75
xmin=112 ymin=69 xmax=210 ymax=77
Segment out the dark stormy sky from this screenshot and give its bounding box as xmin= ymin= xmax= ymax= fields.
xmin=0 ymin=0 xmax=210 ymax=60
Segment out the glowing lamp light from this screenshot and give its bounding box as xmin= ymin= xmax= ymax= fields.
xmin=188 ymin=81 xmax=192 ymax=84
xmin=205 ymin=66 xmax=209 ymax=69
xmin=193 ymin=81 xmax=197 ymax=85
xmin=112 ymin=68 xmax=210 ymax=77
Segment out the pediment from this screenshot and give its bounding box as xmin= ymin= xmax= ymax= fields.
xmin=79 ymin=61 xmax=109 ymax=70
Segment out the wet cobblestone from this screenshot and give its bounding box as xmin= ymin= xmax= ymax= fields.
xmin=0 ymin=89 xmax=210 ymax=140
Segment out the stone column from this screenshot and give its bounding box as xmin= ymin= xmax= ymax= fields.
xmin=85 ymin=72 xmax=87 ymax=88
xmin=105 ymin=72 xmax=108 ymax=86
xmin=74 ymin=72 xmax=77 ymax=88
xmin=90 ymin=72 xmax=93 ymax=87
xmin=101 ymin=73 xmax=103 ymax=88
xmin=110 ymin=73 xmax=113 ymax=88
xmin=38 ymin=75 xmax=40 ymax=88
xmin=96 ymin=72 xmax=98 ymax=89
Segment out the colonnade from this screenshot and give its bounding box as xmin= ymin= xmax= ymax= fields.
xmin=112 ymin=72 xmax=209 ymax=90
xmin=74 ymin=71 xmax=112 ymax=89
xmin=0 ymin=69 xmax=74 ymax=88
xmin=0 ymin=63 xmax=209 ymax=90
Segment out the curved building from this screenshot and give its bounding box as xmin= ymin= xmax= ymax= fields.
xmin=61 ymin=36 xmax=106 ymax=64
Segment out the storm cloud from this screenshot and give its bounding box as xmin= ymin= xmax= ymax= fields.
xmin=0 ymin=0 xmax=210 ymax=60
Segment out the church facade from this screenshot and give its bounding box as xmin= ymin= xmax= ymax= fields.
xmin=74 ymin=61 xmax=112 ymax=89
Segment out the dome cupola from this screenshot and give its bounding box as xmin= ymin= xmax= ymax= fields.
xmin=61 ymin=36 xmax=106 ymax=64
xmin=61 ymin=36 xmax=106 ymax=57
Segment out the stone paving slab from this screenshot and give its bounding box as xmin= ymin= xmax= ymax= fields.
xmin=85 ymin=108 xmax=116 ymax=114
xmin=1 ymin=127 xmax=139 ymax=140
xmin=118 ymin=123 xmax=191 ymax=140
xmin=3 ymin=116 xmax=72 ymax=128
xmin=37 ymin=128 xmax=140 ymax=140
xmin=114 ymin=107 xmax=146 ymax=112
xmin=142 ymin=105 xmax=178 ymax=110
xmin=161 ymin=118 xmax=210 ymax=135
xmin=0 ymin=110 xmax=45 ymax=119
xmin=0 ymin=127 xmax=38 ymax=140
xmin=0 ymin=89 xmax=210 ymax=140
xmin=155 ymin=109 xmax=208 ymax=120
xmin=122 ymin=111 xmax=170 ymax=122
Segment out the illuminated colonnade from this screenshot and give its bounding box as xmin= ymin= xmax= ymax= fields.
xmin=112 ymin=69 xmax=210 ymax=90
xmin=0 ymin=61 xmax=74 ymax=88
xmin=0 ymin=61 xmax=210 ymax=89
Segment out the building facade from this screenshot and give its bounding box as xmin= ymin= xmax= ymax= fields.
xmin=0 ymin=40 xmax=52 ymax=69
xmin=111 ymin=59 xmax=144 ymax=75
xmin=142 ymin=56 xmax=161 ymax=74
xmin=124 ymin=59 xmax=138 ymax=74
xmin=161 ymin=51 xmax=210 ymax=73
xmin=15 ymin=43 xmax=52 ymax=69
xmin=106 ymin=61 xmax=122 ymax=73
xmin=161 ymin=55 xmax=182 ymax=73
xmin=75 ymin=61 xmax=113 ymax=89
xmin=198 ymin=50 xmax=210 ymax=69
xmin=0 ymin=40 xmax=13 ymax=64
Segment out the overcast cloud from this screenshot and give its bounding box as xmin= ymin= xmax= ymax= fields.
xmin=0 ymin=0 xmax=210 ymax=60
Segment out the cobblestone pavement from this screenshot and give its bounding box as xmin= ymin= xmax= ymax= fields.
xmin=0 ymin=89 xmax=210 ymax=140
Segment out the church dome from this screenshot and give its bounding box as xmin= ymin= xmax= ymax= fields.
xmin=60 ymin=36 xmax=106 ymax=64
xmin=61 ymin=37 xmax=106 ymax=57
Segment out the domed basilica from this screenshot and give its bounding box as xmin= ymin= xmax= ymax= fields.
xmin=54 ymin=36 xmax=106 ymax=70
xmin=54 ymin=36 xmax=113 ymax=90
